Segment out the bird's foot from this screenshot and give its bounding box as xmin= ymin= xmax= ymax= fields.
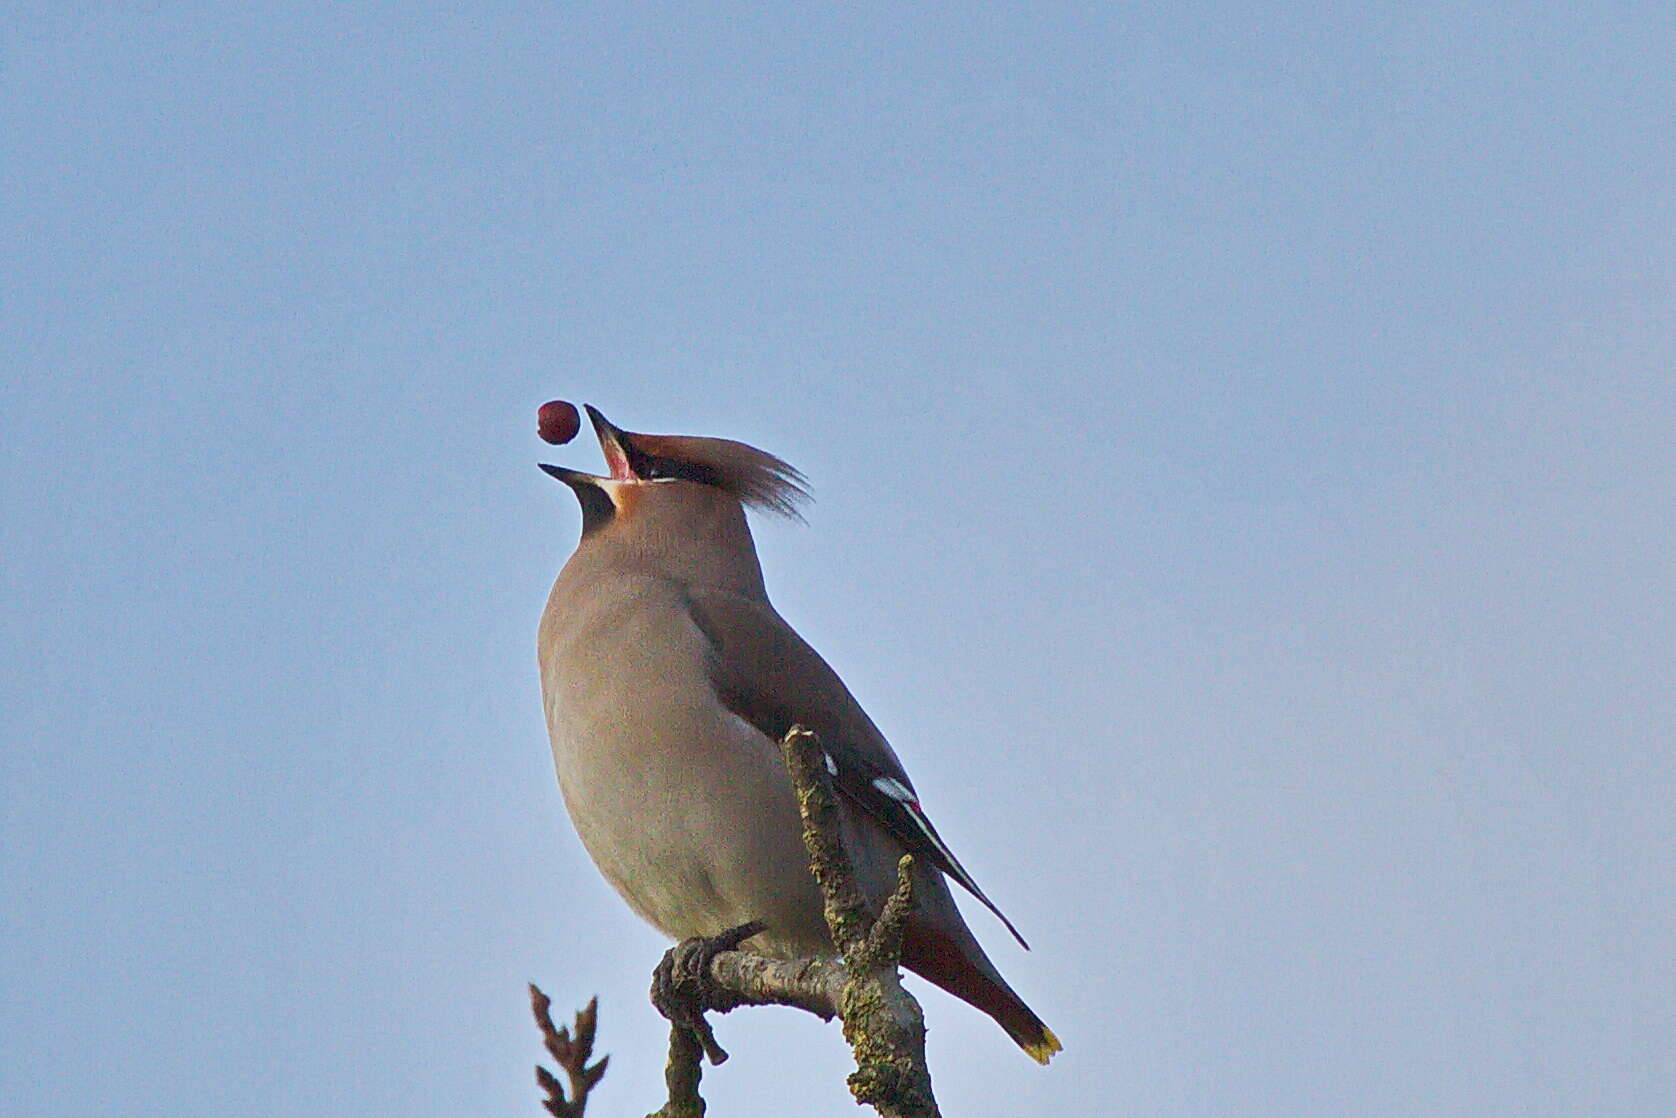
xmin=650 ymin=920 xmax=767 ymax=1065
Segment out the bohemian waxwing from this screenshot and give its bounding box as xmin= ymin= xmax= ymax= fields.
xmin=537 ymin=405 xmax=1060 ymax=1063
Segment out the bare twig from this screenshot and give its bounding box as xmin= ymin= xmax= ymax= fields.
xmin=530 ymin=986 xmax=609 ymax=1118
xmin=703 ymin=946 xmax=847 ymax=1019
xmin=781 ymin=726 xmax=941 ymax=1118
xmin=648 ymin=1022 xmax=706 ymax=1118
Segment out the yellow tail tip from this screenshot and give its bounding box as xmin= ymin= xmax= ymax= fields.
xmin=1024 ymin=1026 xmax=1063 ymax=1065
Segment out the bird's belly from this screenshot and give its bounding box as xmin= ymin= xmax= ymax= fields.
xmin=551 ymin=700 xmax=832 ymax=954
xmin=541 ymin=582 xmax=832 ymax=953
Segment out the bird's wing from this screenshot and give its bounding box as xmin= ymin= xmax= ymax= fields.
xmin=683 ymin=589 xmax=1029 ymax=949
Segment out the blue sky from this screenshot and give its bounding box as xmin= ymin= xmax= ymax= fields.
xmin=3 ymin=4 xmax=1672 ymax=1115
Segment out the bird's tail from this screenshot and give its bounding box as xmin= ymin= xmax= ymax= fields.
xmin=902 ymin=924 xmax=1063 ymax=1064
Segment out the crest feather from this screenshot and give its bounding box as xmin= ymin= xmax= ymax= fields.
xmin=630 ymin=433 xmax=810 ymax=519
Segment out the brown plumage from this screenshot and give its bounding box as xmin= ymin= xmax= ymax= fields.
xmin=627 ymin=431 xmax=810 ymax=519
xmin=538 ymin=406 xmax=1060 ymax=1063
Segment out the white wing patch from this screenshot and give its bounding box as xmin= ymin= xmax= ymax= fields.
xmin=871 ymin=775 xmax=914 ymax=802
xmin=864 ymin=774 xmax=1030 ymax=950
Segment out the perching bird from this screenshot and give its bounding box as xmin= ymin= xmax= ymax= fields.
xmin=537 ymin=405 xmax=1060 ymax=1063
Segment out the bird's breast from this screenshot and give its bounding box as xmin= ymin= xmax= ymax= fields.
xmin=536 ymin=569 xmax=825 ymax=946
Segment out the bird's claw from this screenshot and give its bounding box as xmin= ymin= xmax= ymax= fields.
xmin=650 ymin=920 xmax=767 ymax=1065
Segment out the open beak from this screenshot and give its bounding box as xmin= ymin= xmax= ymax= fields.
xmin=584 ymin=404 xmax=635 ymax=480
xmin=538 ymin=458 xmax=618 ymax=535
xmin=539 ymin=404 xmax=634 ymax=489
xmin=538 ymin=462 xmax=604 ymax=489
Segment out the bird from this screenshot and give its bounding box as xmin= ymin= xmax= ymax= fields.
xmin=537 ymin=404 xmax=1060 ymax=1063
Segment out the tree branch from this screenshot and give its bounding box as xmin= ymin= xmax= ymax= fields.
xmin=650 ymin=1023 xmax=705 ymax=1118
xmin=781 ymin=726 xmax=940 ymax=1118
xmin=644 ymin=726 xmax=941 ymax=1118
xmin=530 ymin=987 xmax=608 ymax=1118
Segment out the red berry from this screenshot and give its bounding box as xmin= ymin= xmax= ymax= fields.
xmin=537 ymin=400 xmax=581 ymax=445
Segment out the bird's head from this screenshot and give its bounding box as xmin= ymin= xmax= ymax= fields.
xmin=540 ymin=405 xmax=808 ymax=542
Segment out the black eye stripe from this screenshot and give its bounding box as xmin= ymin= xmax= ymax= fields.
xmin=626 ymin=444 xmax=721 ymax=487
xmin=662 ymin=458 xmax=721 ymax=486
